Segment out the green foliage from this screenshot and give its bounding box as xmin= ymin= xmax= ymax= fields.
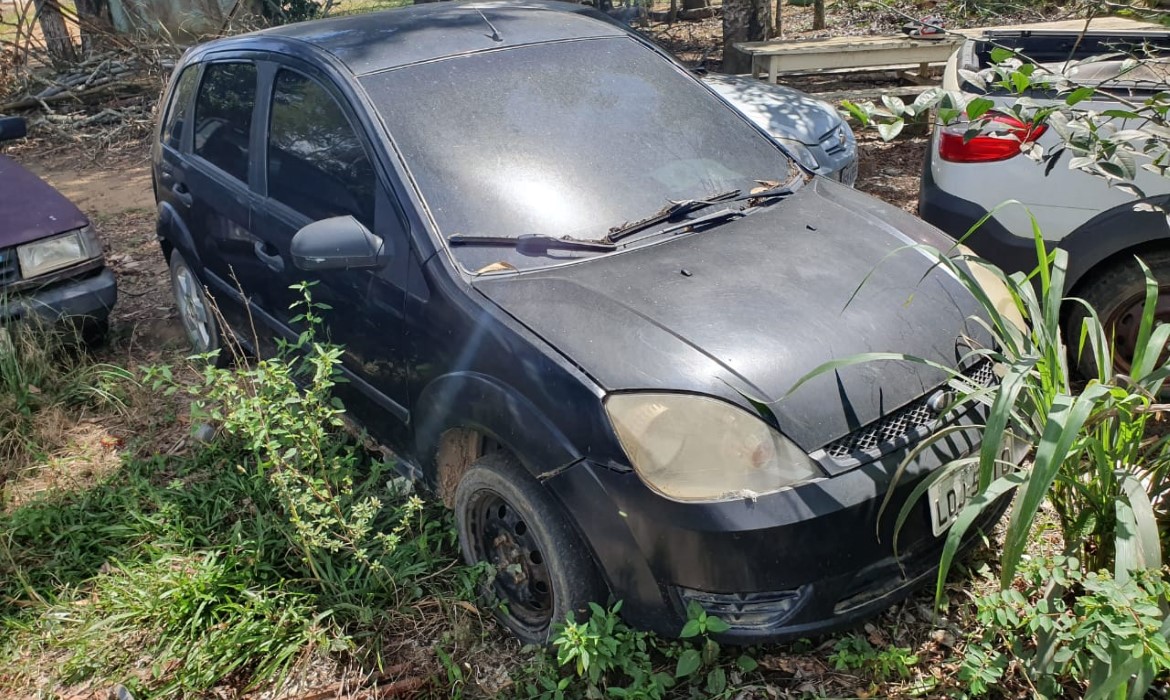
xmin=842 ymin=41 xmax=1170 ymax=198
xmin=828 ymin=634 xmax=919 ymax=682
xmin=0 ymin=320 xmax=131 ymax=480
xmin=958 ymin=557 xmax=1170 ymax=699
xmin=0 ymin=283 xmax=478 ymax=694
xmin=44 ymin=548 xmax=327 ymax=696
xmin=551 ymin=601 xmax=675 ymax=699
xmin=518 ymin=600 xmax=754 ymax=699
xmin=790 ymin=205 xmax=1170 ymax=694
xmin=145 ymin=282 xmax=453 ymax=605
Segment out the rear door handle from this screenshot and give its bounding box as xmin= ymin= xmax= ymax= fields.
xmin=171 ymin=182 xmax=193 ymax=206
xmin=253 ymin=240 xmax=285 ymax=273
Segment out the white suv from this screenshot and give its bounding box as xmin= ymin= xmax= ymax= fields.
xmin=919 ymin=29 xmax=1170 ymax=371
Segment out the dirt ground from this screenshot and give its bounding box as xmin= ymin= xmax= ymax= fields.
xmin=21 ymin=148 xmax=189 ymax=358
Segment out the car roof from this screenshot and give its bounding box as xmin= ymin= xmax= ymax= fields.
xmin=223 ymin=0 xmax=629 ymax=76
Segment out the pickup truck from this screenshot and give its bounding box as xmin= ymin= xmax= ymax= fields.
xmin=918 ymin=29 xmax=1170 ymax=374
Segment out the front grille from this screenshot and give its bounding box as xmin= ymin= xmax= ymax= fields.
xmin=819 ymin=126 xmax=848 ymax=156
xmin=821 ymin=359 xmax=998 ymax=462
xmin=0 ymin=248 xmax=18 ymax=287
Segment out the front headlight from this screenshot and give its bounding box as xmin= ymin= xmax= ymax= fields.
xmin=605 ymin=393 xmax=823 ymax=502
xmin=17 ymin=226 xmax=102 ymax=279
xmin=775 ymin=137 xmax=821 ymax=172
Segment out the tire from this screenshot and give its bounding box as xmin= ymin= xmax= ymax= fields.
xmin=1068 ymin=249 xmax=1170 ymax=379
xmin=454 ymin=452 xmax=607 ymax=645
xmin=169 ymin=250 xmax=221 ymax=356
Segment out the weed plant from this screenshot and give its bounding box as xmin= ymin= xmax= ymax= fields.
xmin=0 ymin=285 xmax=476 ymax=696
xmin=0 ymin=319 xmax=130 ymax=483
xmin=793 ymin=213 xmax=1170 ymax=697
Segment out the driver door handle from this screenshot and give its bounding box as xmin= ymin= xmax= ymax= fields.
xmin=253 ymin=240 xmax=285 ymax=273
xmin=171 ymin=182 xmax=193 ymax=206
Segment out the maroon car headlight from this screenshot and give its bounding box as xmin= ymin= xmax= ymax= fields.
xmin=605 ymin=393 xmax=823 ymax=502
xmin=17 ymin=226 xmax=102 ymax=279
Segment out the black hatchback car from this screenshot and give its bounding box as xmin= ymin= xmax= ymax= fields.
xmin=153 ymin=0 xmax=1023 ymax=644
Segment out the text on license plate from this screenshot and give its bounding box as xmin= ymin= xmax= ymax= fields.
xmin=928 ymin=444 xmax=1020 ymax=537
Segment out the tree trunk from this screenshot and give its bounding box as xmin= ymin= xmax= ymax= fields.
xmin=74 ymin=0 xmax=111 ymax=54
xmin=33 ymin=0 xmax=76 ymax=64
xmin=722 ymin=0 xmax=770 ymax=74
xmin=772 ymin=0 xmax=781 ymax=37
xmin=813 ymin=0 xmax=825 ymax=30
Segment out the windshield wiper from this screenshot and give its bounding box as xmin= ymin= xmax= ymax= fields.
xmin=734 ymin=183 xmax=796 ymax=206
xmin=659 ymin=207 xmax=747 ymax=235
xmin=448 ymin=233 xmax=616 ymax=256
xmin=604 ymin=189 xmax=741 ymax=243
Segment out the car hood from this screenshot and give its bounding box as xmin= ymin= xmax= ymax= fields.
xmin=473 ymin=179 xmax=986 ymax=452
xmin=0 ymin=155 xmax=88 ymax=247
xmin=702 ymin=73 xmax=842 ymax=145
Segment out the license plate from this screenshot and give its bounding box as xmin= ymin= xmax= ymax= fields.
xmin=928 ymin=437 xmax=1025 ymax=537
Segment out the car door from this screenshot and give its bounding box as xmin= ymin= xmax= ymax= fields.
xmin=154 ymin=62 xmax=199 ymax=243
xmin=182 ymin=59 xmax=272 ymax=337
xmin=252 ymin=64 xmax=413 ymax=447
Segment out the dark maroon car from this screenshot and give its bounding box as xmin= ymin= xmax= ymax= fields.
xmin=0 ymin=116 xmax=116 ymax=339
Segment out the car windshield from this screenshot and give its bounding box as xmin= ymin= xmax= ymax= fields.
xmin=360 ymin=37 xmax=795 ymax=270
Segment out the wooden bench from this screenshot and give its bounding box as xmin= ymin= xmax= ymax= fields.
xmin=734 ymin=35 xmax=964 ymax=85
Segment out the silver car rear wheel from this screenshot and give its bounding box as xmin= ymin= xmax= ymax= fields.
xmin=169 ymin=251 xmax=219 ymax=354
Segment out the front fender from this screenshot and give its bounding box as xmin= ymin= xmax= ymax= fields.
xmin=412 ymin=371 xmax=583 ymax=482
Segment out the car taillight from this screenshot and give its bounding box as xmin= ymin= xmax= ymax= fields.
xmin=938 ymin=112 xmax=1047 ymax=163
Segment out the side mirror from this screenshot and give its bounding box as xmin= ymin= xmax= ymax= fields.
xmin=291 ymin=215 xmax=385 ymax=271
xmin=0 ymin=116 xmax=27 ymax=143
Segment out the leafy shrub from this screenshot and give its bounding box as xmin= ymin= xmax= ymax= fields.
xmin=828 ymin=634 xmax=919 ymax=682
xmin=146 ymin=282 xmax=455 ymax=606
xmin=520 ymin=601 xmax=756 ymax=699
xmin=958 ymin=556 xmax=1170 ymax=699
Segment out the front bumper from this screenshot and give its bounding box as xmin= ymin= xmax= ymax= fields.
xmin=546 ymin=405 xmax=1019 ymax=643
xmin=811 ymin=135 xmax=859 ymax=187
xmin=1 ymin=266 xmax=117 ymax=327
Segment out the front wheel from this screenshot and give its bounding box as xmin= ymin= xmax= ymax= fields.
xmin=1068 ymin=250 xmax=1170 ymax=378
xmin=454 ymin=452 xmax=607 ymax=645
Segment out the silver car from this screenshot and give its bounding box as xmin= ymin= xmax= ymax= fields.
xmin=703 ymin=73 xmax=859 ymax=186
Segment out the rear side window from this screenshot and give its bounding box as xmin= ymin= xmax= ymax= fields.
xmin=193 ymin=62 xmax=257 ymax=183
xmin=267 ymin=70 xmax=375 ymax=228
xmin=161 ymin=66 xmax=197 ymax=150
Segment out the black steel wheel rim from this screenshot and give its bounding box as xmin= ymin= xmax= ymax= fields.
xmin=1105 ymin=285 xmax=1170 ymax=374
xmin=466 ymin=489 xmax=554 ymax=633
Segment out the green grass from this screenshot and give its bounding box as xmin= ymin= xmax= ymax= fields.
xmin=0 ymin=430 xmax=470 ymax=696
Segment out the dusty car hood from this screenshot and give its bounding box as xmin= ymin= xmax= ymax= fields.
xmin=474 ymin=179 xmax=986 ymax=452
xmin=0 ymin=155 xmax=88 ymax=247
xmin=702 ymin=74 xmax=843 ymax=145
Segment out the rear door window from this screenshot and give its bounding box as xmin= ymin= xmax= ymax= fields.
xmin=193 ymin=62 xmax=257 ymax=184
xmin=161 ymin=66 xmax=197 ymax=150
xmin=266 ymin=69 xmax=375 ymax=228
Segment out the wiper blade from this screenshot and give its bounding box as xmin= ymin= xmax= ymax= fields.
xmin=660 ymin=207 xmax=746 ymax=235
xmin=735 ymin=183 xmax=796 ymax=206
xmin=605 ymin=189 xmax=741 ymax=243
xmin=448 ymin=233 xmax=616 ymax=256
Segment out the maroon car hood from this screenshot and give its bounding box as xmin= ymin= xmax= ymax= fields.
xmin=0 ymin=155 xmax=88 ymax=246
